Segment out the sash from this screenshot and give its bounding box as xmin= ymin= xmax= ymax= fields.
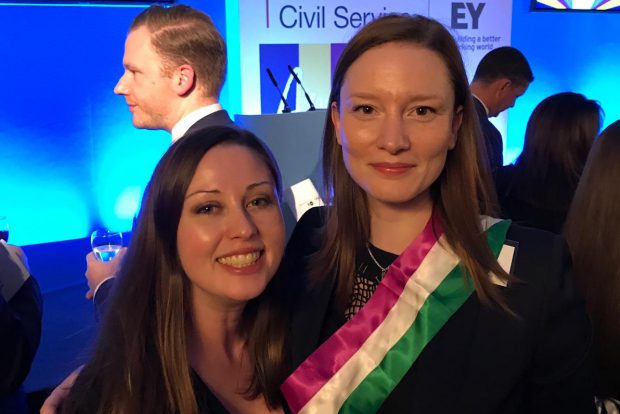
xmin=281 ymin=215 xmax=511 ymax=414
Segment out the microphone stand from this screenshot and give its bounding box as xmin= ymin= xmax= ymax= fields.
xmin=266 ymin=68 xmax=291 ymax=113
xmin=288 ymin=65 xmax=316 ymax=111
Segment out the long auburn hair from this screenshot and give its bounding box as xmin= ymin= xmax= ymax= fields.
xmin=314 ymin=14 xmax=512 ymax=312
xmin=62 ymin=127 xmax=288 ymax=414
xmin=564 ymin=120 xmax=620 ymax=399
xmin=511 ymin=92 xmax=602 ymax=208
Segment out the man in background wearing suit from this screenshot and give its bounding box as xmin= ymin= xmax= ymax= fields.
xmin=41 ymin=6 xmax=233 ymax=412
xmin=470 ymin=47 xmax=533 ymax=171
xmin=114 ymin=4 xmax=233 ymax=139
xmin=86 ymin=4 xmax=234 ymax=316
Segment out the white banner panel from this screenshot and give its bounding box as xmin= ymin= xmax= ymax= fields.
xmin=237 ymin=0 xmax=512 ymax=120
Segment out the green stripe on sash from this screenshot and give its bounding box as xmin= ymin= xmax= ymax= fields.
xmin=340 ymin=220 xmax=510 ymax=414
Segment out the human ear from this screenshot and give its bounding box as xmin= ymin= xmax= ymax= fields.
xmin=331 ymin=101 xmax=343 ymax=146
xmin=497 ymin=78 xmax=513 ymax=94
xmin=173 ymin=64 xmax=195 ymax=96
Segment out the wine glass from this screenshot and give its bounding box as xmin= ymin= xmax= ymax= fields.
xmin=90 ymin=229 xmax=123 ymax=262
xmin=0 ymin=216 xmax=8 ymax=242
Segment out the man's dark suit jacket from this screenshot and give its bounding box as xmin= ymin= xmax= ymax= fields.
xmin=184 ymin=108 xmax=236 ymax=136
xmin=93 ymin=109 xmax=235 ymax=320
xmin=474 ymin=97 xmax=504 ymax=171
xmin=282 ymin=207 xmax=595 ymax=414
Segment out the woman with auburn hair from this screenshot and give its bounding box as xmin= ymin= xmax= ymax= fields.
xmin=565 ymin=120 xmax=620 ymax=410
xmin=61 ymin=126 xmax=289 ymax=414
xmin=280 ymin=14 xmax=594 ymax=413
xmin=495 ymin=92 xmax=603 ymax=233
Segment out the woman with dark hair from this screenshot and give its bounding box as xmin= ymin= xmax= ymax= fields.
xmin=495 ymin=92 xmax=603 ymax=233
xmin=61 ymin=126 xmax=289 ymax=414
xmin=565 ymin=120 xmax=620 ymax=411
xmin=281 ymin=14 xmax=594 ymax=413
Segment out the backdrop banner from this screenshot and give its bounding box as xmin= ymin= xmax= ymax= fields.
xmin=237 ymin=0 xmax=513 ymax=126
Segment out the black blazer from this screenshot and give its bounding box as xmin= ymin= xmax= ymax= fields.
xmin=284 ymin=207 xmax=595 ymax=414
xmin=184 ymin=109 xmax=236 ymax=136
xmin=93 ymin=109 xmax=236 ymax=320
xmin=474 ymin=97 xmax=503 ymax=171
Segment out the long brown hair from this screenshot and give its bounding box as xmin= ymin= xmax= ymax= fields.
xmin=130 ymin=5 xmax=227 ymax=98
xmin=564 ymin=120 xmax=620 ymax=399
xmin=512 ymin=92 xmax=602 ymax=208
xmin=62 ymin=127 xmax=288 ymax=414
xmin=315 ymin=14 xmax=511 ymax=311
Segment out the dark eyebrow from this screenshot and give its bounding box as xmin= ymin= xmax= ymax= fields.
xmin=349 ymin=92 xmax=443 ymax=101
xmin=184 ymin=181 xmax=272 ymax=200
xmin=185 ymin=189 xmax=220 ymax=200
xmin=247 ymin=181 xmax=272 ymax=191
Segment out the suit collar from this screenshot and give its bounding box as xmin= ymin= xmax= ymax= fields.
xmin=171 ymin=103 xmax=224 ymax=142
xmin=472 ymin=95 xmax=490 ymax=117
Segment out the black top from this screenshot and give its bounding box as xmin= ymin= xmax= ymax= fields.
xmin=194 ymin=369 xmax=294 ymax=413
xmin=494 ymin=164 xmax=573 ymax=234
xmin=191 ymin=371 xmax=230 ymax=414
xmin=285 ymin=207 xmax=595 ymax=414
xmin=66 ymin=368 xmax=232 ymax=413
xmin=344 ymin=244 xmax=397 ymax=320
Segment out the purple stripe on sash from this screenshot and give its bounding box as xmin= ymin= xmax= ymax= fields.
xmin=282 ymin=213 xmax=443 ymax=413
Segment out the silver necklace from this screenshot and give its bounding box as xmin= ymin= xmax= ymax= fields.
xmin=366 ymin=243 xmax=388 ymax=279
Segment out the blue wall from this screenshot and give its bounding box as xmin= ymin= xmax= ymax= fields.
xmin=505 ymin=1 xmax=620 ymax=163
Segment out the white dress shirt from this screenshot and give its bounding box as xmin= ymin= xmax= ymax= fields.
xmin=170 ymin=103 xmax=223 ymax=142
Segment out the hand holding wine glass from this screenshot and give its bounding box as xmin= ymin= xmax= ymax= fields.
xmin=90 ymin=229 xmax=123 ymax=262
xmin=86 ymin=229 xmax=125 ymax=300
xmin=84 ymin=248 xmax=126 ymax=300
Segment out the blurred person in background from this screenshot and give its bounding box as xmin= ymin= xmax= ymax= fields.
xmin=86 ymin=3 xmax=234 ymax=319
xmin=564 ymin=120 xmax=620 ymax=413
xmin=1 ymin=241 xmax=43 ymax=414
xmin=470 ymin=46 xmax=533 ymax=171
xmin=494 ymin=92 xmax=603 ymax=233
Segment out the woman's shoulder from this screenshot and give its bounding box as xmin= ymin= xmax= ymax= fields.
xmin=501 ymin=221 xmax=588 ymax=338
xmin=285 ymin=207 xmax=327 ymax=256
xmin=295 ymin=206 xmax=327 ymax=230
xmin=503 ymin=221 xmax=570 ymax=285
xmin=502 ymin=222 xmax=593 ymax=409
xmin=495 ymin=163 xmax=517 ymax=177
xmin=505 ymin=221 xmax=567 ymax=258
xmin=484 ymin=220 xmax=577 ymax=321
xmin=493 ymin=164 xmax=517 ymax=191
xmin=505 ymin=220 xmax=563 ymax=247
xmin=281 ymin=207 xmax=327 ymax=295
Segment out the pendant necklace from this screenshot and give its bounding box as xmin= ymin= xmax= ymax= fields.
xmin=366 ymin=242 xmax=389 ymax=281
